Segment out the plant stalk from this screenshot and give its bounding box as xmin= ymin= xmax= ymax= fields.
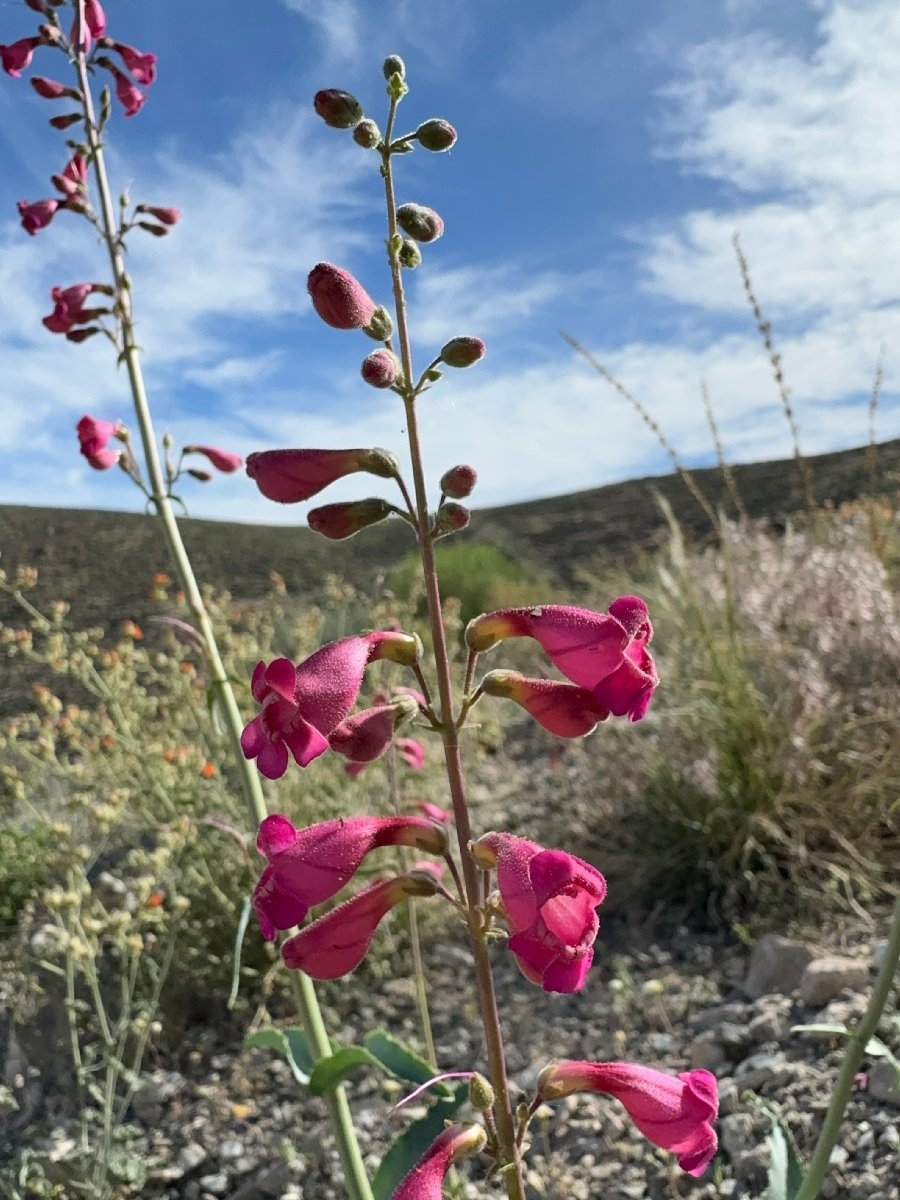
xmin=793 ymin=897 xmax=900 ymax=1200
xmin=381 ymin=95 xmax=528 ymax=1200
xmin=71 ymin=12 xmax=373 ymax=1197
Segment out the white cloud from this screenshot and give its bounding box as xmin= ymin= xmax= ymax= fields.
xmin=281 ymin=0 xmax=363 ymax=64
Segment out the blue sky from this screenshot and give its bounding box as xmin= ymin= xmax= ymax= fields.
xmin=1 ymin=0 xmax=898 ymax=524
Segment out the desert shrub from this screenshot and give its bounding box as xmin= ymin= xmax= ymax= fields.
xmin=553 ymin=509 xmax=900 ymax=926
xmin=389 ymin=540 xmax=551 ymax=628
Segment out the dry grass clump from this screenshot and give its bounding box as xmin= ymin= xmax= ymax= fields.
xmin=570 ymin=506 xmax=900 ymax=928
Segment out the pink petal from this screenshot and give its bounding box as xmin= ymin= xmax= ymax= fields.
xmin=256 ymin=813 xmax=299 ymax=857
xmin=281 ymin=877 xmax=408 ymax=978
xmin=329 ymin=704 xmax=396 ymax=763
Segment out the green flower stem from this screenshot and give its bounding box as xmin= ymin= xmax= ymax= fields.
xmin=381 ymin=94 xmax=528 ymax=1200
xmin=792 ymin=897 xmax=900 ymax=1200
xmin=71 ymin=15 xmax=373 ymax=1200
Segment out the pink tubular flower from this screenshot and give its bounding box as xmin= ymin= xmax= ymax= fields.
xmin=466 ymin=596 xmax=658 ymax=722
xmin=307 ymin=262 xmax=376 ymax=330
xmin=397 ymin=737 xmax=425 ymax=769
xmin=108 ymin=41 xmax=156 ymax=85
xmin=17 ymin=198 xmax=60 ymax=236
xmin=240 ymin=630 xmax=420 ymax=779
xmin=281 ymin=873 xmax=438 ymax=978
xmin=1 ymin=36 xmax=43 ymax=77
xmin=76 ymin=414 xmax=121 ymax=470
xmin=329 ymin=696 xmax=418 ymax=764
xmin=471 ymin=831 xmax=606 ymax=993
xmin=252 ymin=812 xmax=447 ymax=938
xmin=43 ymin=282 xmax=105 ymax=334
xmin=479 ymin=670 xmax=610 ymax=737
xmin=136 ymin=204 xmax=180 ymax=226
xmin=84 ymin=0 xmax=106 ymax=37
xmin=246 ymin=446 xmax=399 ymax=504
xmin=108 ymin=65 xmax=146 ymax=117
xmin=51 ymin=154 xmax=87 ymax=197
xmin=537 ymin=1061 xmax=718 ymax=1177
xmin=31 ymin=76 xmax=80 ymax=100
xmin=389 ymin=1125 xmax=487 ymax=1200
xmin=183 ymin=445 xmax=243 ymax=473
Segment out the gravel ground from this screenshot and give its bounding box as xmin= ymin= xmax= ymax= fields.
xmin=4 ymin=751 xmax=898 ymax=1200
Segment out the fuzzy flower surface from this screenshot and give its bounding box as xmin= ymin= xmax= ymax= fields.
xmin=307 ymin=262 xmax=376 ymax=329
xmin=1 ymin=35 xmax=43 ymax=77
xmin=252 ymin=812 xmax=446 ymax=939
xmin=281 ymin=873 xmax=438 ymax=978
xmin=472 ymin=831 xmax=606 ymax=992
xmin=537 ymin=1061 xmax=718 ymax=1176
xmin=17 ymin=198 xmax=60 ymax=236
xmin=240 ymin=631 xmax=418 ymax=779
xmin=466 ymin=596 xmax=658 ymax=721
xmin=246 ymin=447 xmax=398 ymax=504
xmin=183 ymin=445 xmax=243 ymax=473
xmin=389 ymin=1125 xmax=487 ymax=1199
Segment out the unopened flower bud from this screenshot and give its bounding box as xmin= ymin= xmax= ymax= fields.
xmin=66 ymin=327 xmax=100 ymax=343
xmin=187 ymin=468 xmax=213 ymax=482
xmin=308 ymin=497 xmax=395 ymax=540
xmin=397 ymin=238 xmax=422 ymax=269
xmin=396 ymin=203 xmax=444 ymax=244
xmin=314 ymin=88 xmax=364 ymax=129
xmin=361 ymin=349 xmax=402 ymax=389
xmin=382 ymin=55 xmax=405 ymax=81
xmin=136 ymin=204 xmax=180 ymax=226
xmin=363 ymin=304 xmax=394 ymax=341
xmin=49 ymin=113 xmax=82 ymax=130
xmin=468 ymin=1073 xmax=495 ymax=1111
xmin=439 ymin=464 xmax=477 ymax=499
xmin=137 ymin=221 xmax=169 ymax=237
xmin=353 ymin=118 xmax=381 ymax=149
xmin=434 ymin=502 xmax=469 ymax=538
xmin=423 ymin=368 xmax=442 ymax=383
xmin=308 ymin=262 xmax=377 ymax=330
xmin=440 ymin=336 xmax=486 ymax=368
xmin=416 ymin=118 xmax=457 ymax=152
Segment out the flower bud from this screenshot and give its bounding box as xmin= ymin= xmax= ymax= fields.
xmin=434 ymin=502 xmax=469 ymax=538
xmin=247 ymin=446 xmax=399 ymax=503
xmin=49 ymin=113 xmax=82 ymax=130
xmin=308 ymin=498 xmax=395 ymax=540
xmin=308 ymin=262 xmax=376 ymax=330
xmin=396 ymin=203 xmax=444 ymax=244
xmin=314 ymin=88 xmax=364 ymax=129
xmin=416 ymin=118 xmax=457 ymax=152
xmin=397 ymin=238 xmax=422 ymax=269
xmin=353 ymin=118 xmax=381 ymax=149
xmin=363 ymin=304 xmax=394 ymax=341
xmin=361 ymin=349 xmax=402 ymax=389
xmin=440 ymin=336 xmax=486 ymax=368
xmin=137 ymin=221 xmax=169 ymax=237
xmin=186 ymin=468 xmax=213 ymax=482
xmin=382 ymin=55 xmax=405 ymax=81
xmin=468 ymin=1073 xmax=495 ymax=1111
xmin=439 ymin=464 xmax=477 ymax=499
xmin=136 ymin=204 xmax=180 ymax=226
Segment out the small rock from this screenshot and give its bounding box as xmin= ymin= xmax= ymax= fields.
xmin=689 ymin=1029 xmax=727 ymax=1072
xmin=198 ymin=1173 xmax=229 ymax=1196
xmin=799 ymin=956 xmax=869 ymax=1007
xmin=867 ymin=1060 xmax=900 ymax=1107
xmin=745 ymin=934 xmax=814 ymax=998
xmin=734 ymin=1051 xmax=791 ymax=1090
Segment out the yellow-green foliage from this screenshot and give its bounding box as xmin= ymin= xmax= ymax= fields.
xmin=390 ymin=540 xmax=552 ymax=627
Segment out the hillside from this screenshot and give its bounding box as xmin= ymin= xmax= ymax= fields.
xmin=1 ymin=436 xmax=898 ymax=640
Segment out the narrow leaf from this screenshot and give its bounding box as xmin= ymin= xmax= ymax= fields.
xmin=365 ymin=1029 xmax=451 ymax=1094
xmin=308 ymin=1046 xmax=383 ymax=1096
xmin=228 ymin=896 xmax=253 ymax=1010
xmin=244 ymin=1027 xmax=313 ymax=1086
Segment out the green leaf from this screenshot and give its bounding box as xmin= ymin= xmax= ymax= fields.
xmin=744 ymin=1093 xmax=805 ymax=1200
xmin=792 ymin=1024 xmax=894 ymax=1059
xmin=371 ymin=1083 xmax=468 ymax=1200
xmin=308 ymin=1047 xmax=384 ymax=1096
xmin=228 ymin=896 xmax=253 ymax=1010
xmin=244 ymin=1027 xmax=315 ymax=1086
xmin=365 ymin=1029 xmax=451 ymax=1094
